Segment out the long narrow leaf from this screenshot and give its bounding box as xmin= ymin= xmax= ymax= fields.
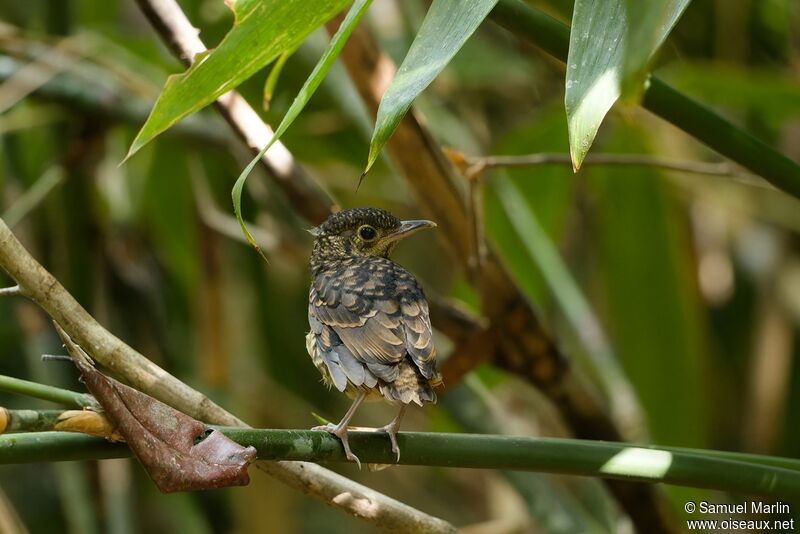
xmin=363 ymin=0 xmax=498 ymax=175
xmin=492 ymin=175 xmax=643 ymax=432
xmin=587 ymin=127 xmax=708 ymax=447
xmin=231 ymin=0 xmax=373 ymax=257
xmin=565 ymin=0 xmax=687 ymax=170
xmin=126 ymin=0 xmax=350 ymax=159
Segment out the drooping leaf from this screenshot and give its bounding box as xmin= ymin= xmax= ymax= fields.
xmin=363 ymin=0 xmax=498 ymax=175
xmin=232 ymin=0 xmax=373 ymax=258
xmin=125 ymin=0 xmax=350 ymax=159
xmin=565 ymin=0 xmax=688 ymax=169
xmin=55 ymin=323 xmax=257 ymax=492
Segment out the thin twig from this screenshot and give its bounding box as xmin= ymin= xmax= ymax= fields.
xmin=0 ymin=374 xmax=98 ymax=409
xmin=465 ymin=152 xmax=761 ymax=182
xmin=41 ymin=354 xmax=73 ymax=363
xmin=0 ymin=286 xmax=20 ymax=297
xmin=465 ymin=172 xmax=484 ymax=282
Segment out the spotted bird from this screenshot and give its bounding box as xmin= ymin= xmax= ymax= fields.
xmin=306 ymin=208 xmax=441 ymax=465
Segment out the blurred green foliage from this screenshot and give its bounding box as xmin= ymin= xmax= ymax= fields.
xmin=0 ymin=0 xmax=799 ymax=532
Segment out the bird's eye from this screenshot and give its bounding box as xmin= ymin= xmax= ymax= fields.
xmin=358 ymin=225 xmax=377 ymax=241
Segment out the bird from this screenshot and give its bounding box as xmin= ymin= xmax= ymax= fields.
xmin=306 ymin=207 xmax=441 ymax=466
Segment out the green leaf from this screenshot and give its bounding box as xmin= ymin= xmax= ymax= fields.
xmin=621 ymin=0 xmax=689 ymax=101
xmin=311 ymin=412 xmax=332 ymax=426
xmin=126 ymin=0 xmax=350 ymax=159
xmin=231 ymin=0 xmax=373 ymax=259
xmin=364 ymin=0 xmax=498 ymax=175
xmin=565 ymin=0 xmax=687 ymax=169
xmin=586 ymin=125 xmax=709 ymax=448
xmin=262 ymin=45 xmax=298 ymax=111
xmin=493 ymin=176 xmax=640 ymax=428
xmin=483 ymin=108 xmax=575 ymax=307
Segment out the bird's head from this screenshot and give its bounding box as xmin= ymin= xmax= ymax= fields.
xmin=310 ymin=207 xmax=436 ymax=264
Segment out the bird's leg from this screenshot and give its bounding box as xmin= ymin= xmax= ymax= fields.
xmin=379 ymin=405 xmax=407 ymax=462
xmin=312 ymin=391 xmax=366 ymax=468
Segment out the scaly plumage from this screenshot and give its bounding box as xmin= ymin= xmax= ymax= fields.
xmin=306 ymin=207 xmax=441 ymax=465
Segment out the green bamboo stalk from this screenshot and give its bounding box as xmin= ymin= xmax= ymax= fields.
xmin=0 ymin=432 xmax=129 ymax=462
xmin=0 ymin=375 xmax=98 ymax=409
xmin=3 ymin=430 xmax=799 ymax=498
xmin=489 ymin=0 xmax=800 ymax=199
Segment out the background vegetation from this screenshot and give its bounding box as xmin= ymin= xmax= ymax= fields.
xmin=0 ymin=0 xmax=799 ymax=532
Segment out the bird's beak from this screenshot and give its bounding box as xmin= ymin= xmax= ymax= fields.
xmin=385 ymin=219 xmax=437 ymax=243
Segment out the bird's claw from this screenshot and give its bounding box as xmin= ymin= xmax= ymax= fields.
xmin=380 ymin=425 xmax=401 ymax=462
xmin=312 ymin=423 xmax=361 ymax=469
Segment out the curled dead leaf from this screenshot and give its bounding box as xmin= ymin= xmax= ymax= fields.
xmin=54 ymin=322 xmax=256 ymax=492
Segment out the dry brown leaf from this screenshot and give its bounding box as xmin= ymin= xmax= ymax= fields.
xmin=54 ymin=322 xmax=257 ymax=492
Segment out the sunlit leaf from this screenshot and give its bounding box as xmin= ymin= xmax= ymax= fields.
xmin=231 ymin=0 xmax=373 ymax=259
xmin=566 ymin=0 xmax=688 ymax=169
xmin=364 ymin=0 xmax=498 ymax=175
xmin=126 ymin=0 xmax=350 ymax=159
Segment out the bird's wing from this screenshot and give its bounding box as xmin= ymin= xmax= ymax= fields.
xmin=308 ymin=259 xmax=437 ymax=388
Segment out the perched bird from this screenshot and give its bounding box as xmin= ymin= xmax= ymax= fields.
xmin=306 ymin=207 xmax=441 ymax=465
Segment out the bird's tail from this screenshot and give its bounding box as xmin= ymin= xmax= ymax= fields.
xmin=380 ymin=361 xmax=440 ymax=406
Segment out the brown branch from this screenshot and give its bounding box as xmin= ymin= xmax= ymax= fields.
xmin=464 ymin=152 xmax=761 ymax=182
xmin=133 ymin=0 xmax=334 ymax=226
xmin=428 ymin=297 xmax=496 ymax=386
xmin=0 ymin=217 xmax=456 ymax=533
xmin=334 ymin=19 xmax=680 ymax=534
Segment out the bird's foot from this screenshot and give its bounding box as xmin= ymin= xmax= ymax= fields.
xmin=378 ymin=423 xmax=401 ymax=462
xmin=312 ymin=423 xmax=361 ymax=469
